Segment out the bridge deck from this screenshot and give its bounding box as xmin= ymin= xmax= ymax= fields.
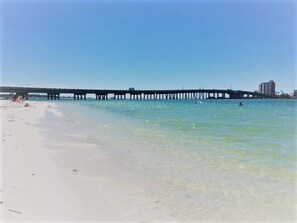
xmin=0 ymin=86 xmax=275 ymax=100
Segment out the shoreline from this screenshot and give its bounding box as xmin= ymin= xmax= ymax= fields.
xmin=1 ymin=100 xmax=296 ymax=222
xmin=0 ymin=100 xmax=176 ymax=222
xmin=1 ymin=101 xmax=87 ymax=221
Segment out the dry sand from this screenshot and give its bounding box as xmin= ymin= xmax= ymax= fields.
xmin=0 ymin=100 xmax=177 ymax=222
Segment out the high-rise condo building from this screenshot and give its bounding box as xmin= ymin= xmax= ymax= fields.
xmin=258 ymin=80 xmax=276 ymax=95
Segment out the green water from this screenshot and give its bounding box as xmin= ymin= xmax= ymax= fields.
xmin=53 ymin=99 xmax=296 ymax=221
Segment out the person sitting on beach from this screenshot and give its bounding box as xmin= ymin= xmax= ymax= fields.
xmin=12 ymin=95 xmax=19 ymax=103
xmin=12 ymin=95 xmax=22 ymax=103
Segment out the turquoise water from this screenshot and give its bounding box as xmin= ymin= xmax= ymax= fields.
xmin=52 ymin=99 xmax=296 ymax=221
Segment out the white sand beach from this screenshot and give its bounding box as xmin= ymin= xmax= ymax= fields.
xmin=0 ymin=100 xmax=177 ymax=222
xmin=1 ymin=100 xmax=295 ymax=222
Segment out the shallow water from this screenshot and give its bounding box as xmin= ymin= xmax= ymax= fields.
xmin=47 ymin=99 xmax=297 ymax=221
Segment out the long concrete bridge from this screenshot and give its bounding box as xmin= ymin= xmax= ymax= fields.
xmin=0 ymin=86 xmax=276 ymax=100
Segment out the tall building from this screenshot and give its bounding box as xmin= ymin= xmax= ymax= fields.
xmin=258 ymin=80 xmax=275 ymax=95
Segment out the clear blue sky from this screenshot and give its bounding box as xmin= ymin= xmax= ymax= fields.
xmin=1 ymin=0 xmax=296 ymax=93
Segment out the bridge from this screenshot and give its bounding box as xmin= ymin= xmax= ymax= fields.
xmin=0 ymin=86 xmax=276 ymax=100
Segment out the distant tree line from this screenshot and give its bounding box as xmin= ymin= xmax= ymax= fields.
xmin=275 ymin=91 xmax=295 ymax=99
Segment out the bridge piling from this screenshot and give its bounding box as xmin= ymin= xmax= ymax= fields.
xmin=47 ymin=93 xmax=60 ymax=100
xmin=96 ymin=94 xmax=108 ymax=100
xmin=16 ymin=92 xmax=28 ymax=100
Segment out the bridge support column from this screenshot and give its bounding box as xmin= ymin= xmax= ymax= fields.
xmin=24 ymin=93 xmax=28 ymax=100
xmin=96 ymin=94 xmax=107 ymax=100
xmin=73 ymin=93 xmax=85 ymax=100
xmin=114 ymin=93 xmax=126 ymax=100
xmin=47 ymin=93 xmax=60 ymax=100
xmin=16 ymin=92 xmax=28 ymax=100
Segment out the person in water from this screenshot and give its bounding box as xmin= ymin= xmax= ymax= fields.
xmin=238 ymin=102 xmax=243 ymax=106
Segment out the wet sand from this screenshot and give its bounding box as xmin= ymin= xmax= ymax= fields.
xmin=0 ymin=100 xmax=176 ymax=222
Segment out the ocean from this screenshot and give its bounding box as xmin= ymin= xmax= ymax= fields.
xmin=45 ymin=99 xmax=297 ymax=221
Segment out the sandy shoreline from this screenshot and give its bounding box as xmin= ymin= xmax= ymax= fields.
xmin=2 ymin=100 xmax=295 ymax=222
xmin=1 ymin=101 xmax=86 ymax=221
xmin=0 ymin=100 xmax=177 ymax=222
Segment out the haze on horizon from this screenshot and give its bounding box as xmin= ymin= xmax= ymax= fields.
xmin=1 ymin=0 xmax=296 ymax=93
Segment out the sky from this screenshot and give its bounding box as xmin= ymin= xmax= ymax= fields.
xmin=1 ymin=0 xmax=296 ymax=93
